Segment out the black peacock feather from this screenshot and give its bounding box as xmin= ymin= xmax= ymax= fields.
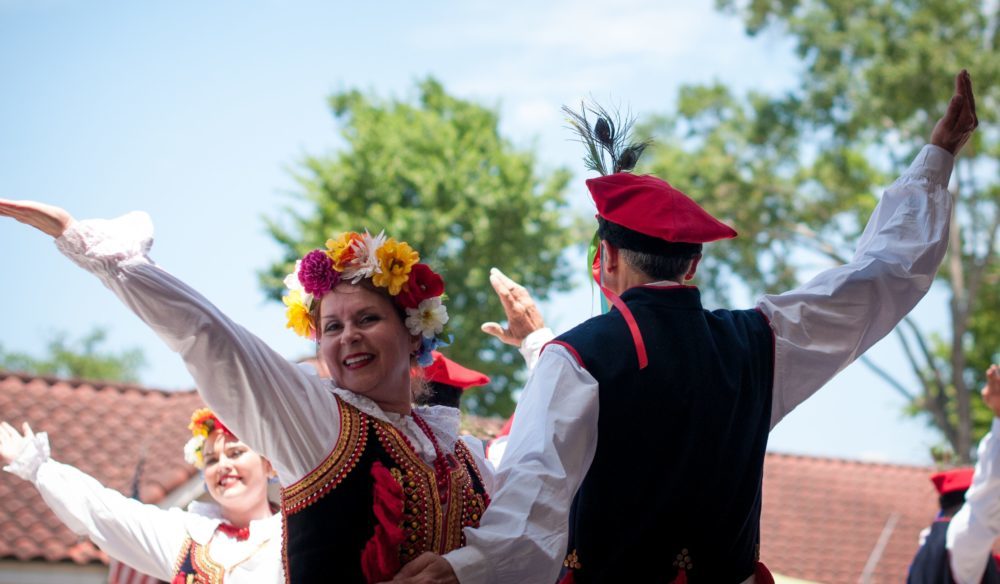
xmin=562 ymin=101 xmax=651 ymax=175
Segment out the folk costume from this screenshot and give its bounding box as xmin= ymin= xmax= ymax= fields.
xmin=54 ymin=221 xmax=492 ymax=582
xmin=445 ymin=107 xmax=956 ymax=583
xmin=2 ymin=409 xmax=282 ymax=583
xmin=910 ymin=420 xmax=1000 ymax=584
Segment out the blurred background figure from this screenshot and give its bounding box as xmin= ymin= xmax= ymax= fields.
xmin=414 ymin=352 xmax=490 ymax=409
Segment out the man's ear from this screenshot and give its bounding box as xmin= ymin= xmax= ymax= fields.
xmin=601 ymin=241 xmax=620 ymax=274
xmin=683 ymin=254 xmax=702 ymax=281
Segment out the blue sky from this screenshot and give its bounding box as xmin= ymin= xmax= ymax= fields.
xmin=0 ymin=0 xmax=954 ymax=465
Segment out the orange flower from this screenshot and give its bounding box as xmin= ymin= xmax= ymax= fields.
xmin=326 ymin=232 xmax=363 ymax=271
xmin=188 ymin=408 xmax=216 ymax=438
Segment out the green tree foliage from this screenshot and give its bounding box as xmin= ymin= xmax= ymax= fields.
xmin=0 ymin=328 xmax=146 ymax=383
xmin=261 ymin=78 xmax=580 ymax=416
xmin=640 ymin=0 xmax=997 ymax=461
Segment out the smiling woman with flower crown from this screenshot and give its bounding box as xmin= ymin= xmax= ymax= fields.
xmin=0 ymin=199 xmax=493 ymax=583
xmin=0 ymin=408 xmax=282 ymax=583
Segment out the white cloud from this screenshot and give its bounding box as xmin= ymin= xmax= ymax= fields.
xmin=858 ymin=450 xmax=892 ymax=464
xmin=423 ymin=0 xmax=714 ymax=60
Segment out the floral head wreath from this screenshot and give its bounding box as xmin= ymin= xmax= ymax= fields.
xmin=282 ymin=230 xmax=449 ymax=367
xmin=183 ymin=408 xmax=234 ymax=469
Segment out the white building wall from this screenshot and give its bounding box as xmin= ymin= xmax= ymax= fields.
xmin=0 ymin=560 xmax=106 ymax=584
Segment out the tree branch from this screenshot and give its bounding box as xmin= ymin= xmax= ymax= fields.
xmin=900 ymin=316 xmax=947 ymax=395
xmin=859 ymin=354 xmax=915 ymax=401
xmin=966 ymin=209 xmax=1000 ymax=305
xmin=896 ymin=319 xmax=959 ymax=451
xmin=791 ymin=224 xmax=851 ymax=264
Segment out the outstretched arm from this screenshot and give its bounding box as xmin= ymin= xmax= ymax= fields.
xmin=0 ymin=200 xmax=339 ymax=484
xmin=948 ymin=365 xmax=1000 ymax=584
xmin=1 ymin=422 xmax=186 ymax=581
xmin=761 ymin=70 xmax=977 ymax=427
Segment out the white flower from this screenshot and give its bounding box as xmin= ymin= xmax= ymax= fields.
xmin=405 ymin=296 xmax=449 ymax=338
xmin=183 ymin=436 xmax=204 ymax=468
xmin=342 ymin=230 xmax=386 ymax=283
xmin=283 ymin=260 xmax=304 ymax=292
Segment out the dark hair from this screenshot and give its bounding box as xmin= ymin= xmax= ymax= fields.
xmin=413 ymin=382 xmax=461 ymax=408
xmin=597 ymin=217 xmax=702 ymax=281
xmin=939 ymin=490 xmax=968 ymax=514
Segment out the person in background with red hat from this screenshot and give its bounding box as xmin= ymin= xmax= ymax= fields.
xmin=390 ymin=71 xmax=979 ymax=584
xmin=910 ymin=364 xmax=1000 ymax=583
xmin=415 ymin=351 xmax=492 ymax=409
xmin=908 ymin=467 xmax=983 ymax=582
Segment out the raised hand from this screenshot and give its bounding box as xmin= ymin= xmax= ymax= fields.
xmin=481 ymin=267 xmax=546 ymax=347
xmin=930 ymin=69 xmax=978 ymax=156
xmin=0 ymin=199 xmax=74 ymax=238
xmin=0 ymin=421 xmax=34 ymax=466
xmin=981 ymin=364 xmax=1000 ymax=418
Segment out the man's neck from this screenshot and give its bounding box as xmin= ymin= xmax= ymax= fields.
xmin=646 ymin=279 xmax=683 ymax=288
xmin=614 ymin=267 xmax=657 ymax=292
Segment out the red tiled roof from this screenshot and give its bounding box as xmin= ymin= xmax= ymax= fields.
xmin=0 ymin=371 xmax=203 ymax=564
xmin=762 ymin=452 xmax=937 ymax=582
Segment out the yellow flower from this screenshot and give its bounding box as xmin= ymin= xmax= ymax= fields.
xmin=283 ymin=290 xmax=315 ymax=338
xmin=326 ymin=232 xmax=362 ymax=271
xmin=373 ymin=238 xmax=419 ymax=295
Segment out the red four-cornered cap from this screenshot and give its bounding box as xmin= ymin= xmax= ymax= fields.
xmin=422 ymin=351 xmax=490 ymax=390
xmin=587 ymin=173 xmax=737 ymax=244
xmin=930 ymin=468 xmax=974 ymax=495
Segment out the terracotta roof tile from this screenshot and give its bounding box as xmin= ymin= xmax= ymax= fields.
xmin=0 ymin=371 xmax=204 ymax=565
xmin=762 ymin=452 xmax=938 ymax=582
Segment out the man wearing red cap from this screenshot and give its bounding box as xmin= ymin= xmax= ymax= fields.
xmin=910 ymin=364 xmax=1000 ymax=584
xmin=391 ymin=71 xmax=978 ymax=584
xmin=415 ymin=351 xmax=493 ymax=408
xmin=908 ymin=468 xmax=983 ymax=582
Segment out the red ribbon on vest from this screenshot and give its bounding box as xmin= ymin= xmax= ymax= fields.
xmin=599 ymin=285 xmax=649 ymax=370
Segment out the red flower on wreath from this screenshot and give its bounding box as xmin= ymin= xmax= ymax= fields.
xmin=394 ymin=263 xmax=444 ymax=309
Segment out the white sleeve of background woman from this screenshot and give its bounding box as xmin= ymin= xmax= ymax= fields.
xmin=54 ymin=213 xmax=338 ymax=483
xmin=3 ymin=431 xmax=184 ymax=581
xmin=758 ymin=145 xmax=955 ymax=428
xmin=948 ymin=419 xmax=1000 ymax=584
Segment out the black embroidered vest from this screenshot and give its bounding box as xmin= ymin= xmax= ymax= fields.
xmin=172 ymin=537 xmax=223 ymax=584
xmin=555 ymin=286 xmax=774 ymax=583
xmin=280 ymin=396 xmax=489 ymax=583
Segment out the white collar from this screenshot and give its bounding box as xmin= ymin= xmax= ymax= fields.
xmin=184 ymin=501 xmax=281 ymax=544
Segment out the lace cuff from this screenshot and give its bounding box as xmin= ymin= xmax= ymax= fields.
xmin=55 ymin=212 xmax=154 ymax=270
xmin=3 ymin=431 xmax=51 ymax=482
